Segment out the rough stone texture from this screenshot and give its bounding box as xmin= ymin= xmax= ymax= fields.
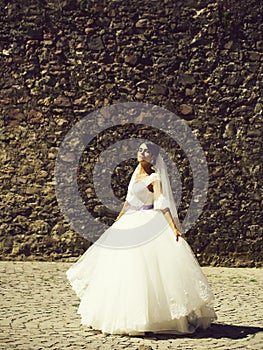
xmin=0 ymin=0 xmax=262 ymax=266
xmin=0 ymin=262 xmax=262 ymax=349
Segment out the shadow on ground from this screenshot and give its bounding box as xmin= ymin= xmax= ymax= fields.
xmin=145 ymin=323 xmax=263 ymax=340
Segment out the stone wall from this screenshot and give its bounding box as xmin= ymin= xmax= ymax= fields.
xmin=0 ymin=0 xmax=262 ymax=266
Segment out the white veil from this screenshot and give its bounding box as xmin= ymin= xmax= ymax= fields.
xmin=126 ymin=153 xmax=181 ymax=231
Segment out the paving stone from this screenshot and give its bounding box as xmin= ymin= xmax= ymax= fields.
xmin=0 ymin=262 xmax=262 ymax=350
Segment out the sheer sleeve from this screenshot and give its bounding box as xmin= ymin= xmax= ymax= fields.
xmin=150 ymin=173 xmax=170 ymax=211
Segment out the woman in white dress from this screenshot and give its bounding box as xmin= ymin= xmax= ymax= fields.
xmin=66 ymin=141 xmax=217 ymax=336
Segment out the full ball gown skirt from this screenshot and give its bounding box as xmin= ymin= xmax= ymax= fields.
xmin=66 ymin=209 xmax=217 ymax=335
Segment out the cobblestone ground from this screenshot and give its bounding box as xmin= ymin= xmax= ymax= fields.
xmin=0 ymin=262 xmax=262 ymax=350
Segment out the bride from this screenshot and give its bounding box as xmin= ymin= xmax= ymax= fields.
xmin=66 ymin=141 xmax=217 ymax=336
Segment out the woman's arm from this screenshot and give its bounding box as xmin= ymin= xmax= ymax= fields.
xmin=152 ymin=178 xmax=183 ymax=241
xmin=161 ymin=207 xmax=183 ymax=241
xmin=115 ymin=200 xmax=129 ymax=221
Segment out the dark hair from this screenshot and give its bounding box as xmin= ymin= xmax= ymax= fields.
xmin=140 ymin=141 xmax=160 ymax=165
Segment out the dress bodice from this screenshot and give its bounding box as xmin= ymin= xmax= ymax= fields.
xmin=126 ymin=173 xmax=160 ymax=208
xmin=130 ymin=178 xmax=154 ymax=206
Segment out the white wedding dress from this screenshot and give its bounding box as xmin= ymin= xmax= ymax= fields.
xmin=66 ymin=173 xmax=217 ymax=335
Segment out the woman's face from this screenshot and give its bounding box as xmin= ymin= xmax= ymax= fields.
xmin=137 ymin=143 xmax=152 ymax=164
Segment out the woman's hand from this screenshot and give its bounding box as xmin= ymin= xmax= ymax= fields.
xmin=169 ymin=217 xmax=183 ymax=241
xmin=115 ymin=201 xmax=129 ymax=222
xmin=173 ymin=227 xmax=183 ymax=241
xmin=115 ymin=214 xmax=123 ymax=222
xmin=161 ymin=207 xmax=183 ymax=241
